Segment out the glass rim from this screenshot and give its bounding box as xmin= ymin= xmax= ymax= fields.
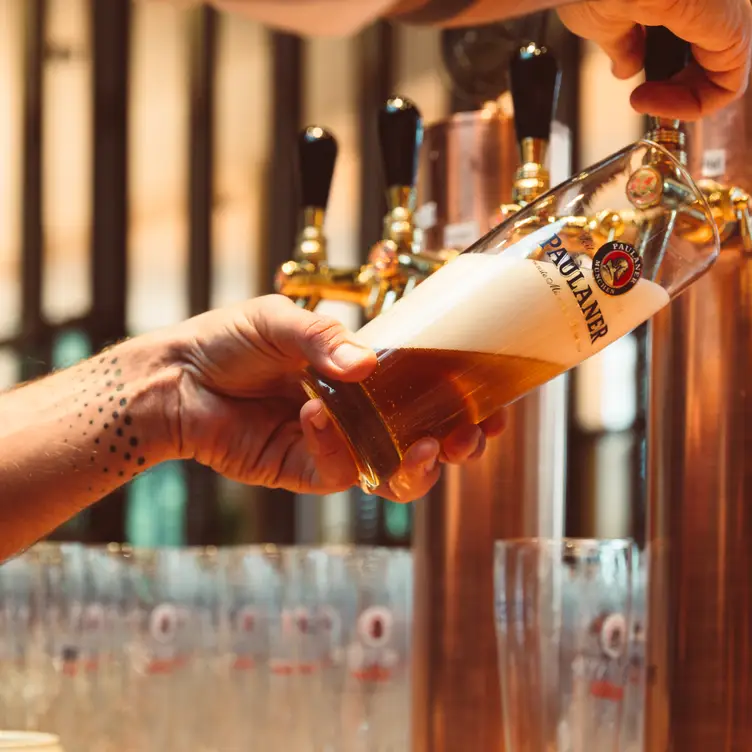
xmin=495 ymin=537 xmax=635 ymax=550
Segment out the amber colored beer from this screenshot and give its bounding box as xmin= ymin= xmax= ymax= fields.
xmin=303 ymin=347 xmax=563 ymax=487
xmin=302 ymin=248 xmax=672 ymax=489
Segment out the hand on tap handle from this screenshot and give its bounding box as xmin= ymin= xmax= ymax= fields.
xmin=643 ymin=26 xmax=691 ymax=85
xmin=556 ymin=0 xmax=752 ymax=120
xmin=206 ymin=0 xmax=752 ymax=119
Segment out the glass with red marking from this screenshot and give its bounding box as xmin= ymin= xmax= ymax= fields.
xmin=337 ymin=547 xmax=413 ymax=751
xmin=218 ymin=546 xmax=275 ymax=750
xmin=120 ymin=547 xmax=201 ymax=752
xmin=494 ymin=538 xmax=637 ymax=751
xmin=264 ymin=547 xmax=328 ymax=750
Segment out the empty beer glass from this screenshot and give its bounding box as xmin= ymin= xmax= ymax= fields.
xmin=321 ymin=547 xmax=413 ymax=751
xmin=494 ymin=538 xmax=637 ymax=751
xmin=621 ymin=545 xmax=648 ymax=752
xmin=302 ymin=140 xmax=720 ymax=490
xmin=217 ymin=545 xmax=275 ymax=749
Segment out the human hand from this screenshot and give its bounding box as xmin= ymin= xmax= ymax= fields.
xmin=557 ymin=0 xmax=752 ymax=120
xmin=170 ymin=295 xmax=506 ymax=501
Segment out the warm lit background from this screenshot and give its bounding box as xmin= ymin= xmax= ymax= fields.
xmin=0 ymin=0 xmax=645 ymax=548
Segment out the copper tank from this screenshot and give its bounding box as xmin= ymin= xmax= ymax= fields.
xmin=410 ymin=102 xmax=569 ymax=752
xmin=645 ymin=86 xmax=752 ymax=750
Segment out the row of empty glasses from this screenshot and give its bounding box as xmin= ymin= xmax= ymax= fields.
xmin=0 ymin=539 xmax=646 ymax=751
xmin=0 ymin=544 xmax=413 ymax=752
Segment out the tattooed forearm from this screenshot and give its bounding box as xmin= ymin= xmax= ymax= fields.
xmin=0 ymin=332 xmax=182 ymax=561
xmin=58 ymin=354 xmax=148 ymax=494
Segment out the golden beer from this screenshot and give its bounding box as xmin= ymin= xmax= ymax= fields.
xmin=305 ymin=348 xmax=563 ymax=484
xmin=301 ymin=141 xmax=720 ymax=490
xmin=303 ymin=243 xmax=671 ymax=489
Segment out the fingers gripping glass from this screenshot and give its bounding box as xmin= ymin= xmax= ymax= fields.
xmin=302 ymin=140 xmax=720 ymax=490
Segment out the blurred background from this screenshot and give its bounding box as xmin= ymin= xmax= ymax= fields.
xmin=0 ymin=0 xmax=647 ymax=550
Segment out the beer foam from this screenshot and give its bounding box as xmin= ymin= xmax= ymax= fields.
xmin=354 ymin=253 xmax=670 ymax=367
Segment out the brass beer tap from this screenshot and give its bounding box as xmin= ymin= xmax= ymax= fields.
xmin=275 ymin=125 xmax=348 ymax=310
xmin=275 ymin=98 xmax=434 ymax=320
xmin=509 ymin=29 xmax=752 ymax=262
xmin=493 ymin=41 xmax=564 ymax=255
xmin=276 ymin=41 xmax=564 ymax=318
xmin=635 ymin=27 xmax=751 ymax=253
xmin=364 ymin=97 xmax=442 ymax=316
xmin=509 ymin=40 xmax=561 ymax=208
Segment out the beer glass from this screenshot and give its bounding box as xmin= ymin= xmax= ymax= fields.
xmin=494 ymin=538 xmax=637 ymax=752
xmin=120 ymin=547 xmax=201 ymax=752
xmin=302 ymin=140 xmax=720 ymax=490
xmin=217 ymin=546 xmax=275 ymax=750
xmin=263 ymin=547 xmax=328 ymax=751
xmin=621 ymin=546 xmax=648 ymax=752
xmin=322 ymin=547 xmax=413 ymax=751
xmin=0 ymin=732 xmax=64 ymax=751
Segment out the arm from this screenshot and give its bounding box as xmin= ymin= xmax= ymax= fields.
xmin=0 ymin=332 xmax=182 ymax=560
xmin=0 ymin=295 xmax=501 ymax=562
xmin=206 ymin=0 xmax=564 ymax=37
xmin=204 ymin=0 xmax=752 ymax=120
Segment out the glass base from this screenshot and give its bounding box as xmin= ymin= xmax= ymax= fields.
xmin=301 ymin=370 xmax=402 ymax=492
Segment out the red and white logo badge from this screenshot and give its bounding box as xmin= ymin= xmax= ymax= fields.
xmin=626 ymin=165 xmax=663 ymax=209
xmin=592 ymin=240 xmax=642 ymax=296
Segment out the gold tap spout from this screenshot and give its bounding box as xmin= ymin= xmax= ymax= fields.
xmin=274 ymin=262 xmax=370 ymax=309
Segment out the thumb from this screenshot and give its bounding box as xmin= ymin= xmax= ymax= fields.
xmin=558 ymin=7 xmax=645 ymax=80
xmin=253 ymin=295 xmax=377 ymax=381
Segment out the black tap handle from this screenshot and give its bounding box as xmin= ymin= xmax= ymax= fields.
xmin=644 ymin=26 xmax=691 ymax=82
xmin=297 ymin=126 xmax=338 ymax=210
xmin=378 ymin=96 xmax=423 ymax=190
xmin=509 ymin=41 xmax=561 ymax=142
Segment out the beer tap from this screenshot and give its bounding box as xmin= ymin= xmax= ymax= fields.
xmin=275 ymin=125 xmax=349 ymax=310
xmin=363 ymin=96 xmax=444 ymax=315
xmin=643 ymin=26 xmax=691 ymax=164
xmin=275 ymin=97 xmax=440 ymax=319
xmin=276 ymin=48 xmax=568 ymax=316
xmin=639 ymin=27 xmax=751 ymax=251
xmin=479 ymin=40 xmax=562 ymax=239
xmin=509 ymin=40 xmax=561 ymax=207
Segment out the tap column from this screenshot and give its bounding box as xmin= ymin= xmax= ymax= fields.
xmin=645 ymin=26 xmax=752 ymax=752
xmin=411 ymin=40 xmax=565 ymax=752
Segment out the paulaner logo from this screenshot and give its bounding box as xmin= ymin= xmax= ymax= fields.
xmin=539 ymin=233 xmax=609 ymax=345
xmin=592 ymin=240 xmax=643 ymax=297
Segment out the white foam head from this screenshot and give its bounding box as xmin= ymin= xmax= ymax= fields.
xmin=355 ymin=254 xmax=669 ymax=368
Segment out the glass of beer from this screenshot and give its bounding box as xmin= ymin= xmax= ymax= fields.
xmin=301 ymin=140 xmax=720 ymax=490
xmin=494 ymin=538 xmax=637 ymax=751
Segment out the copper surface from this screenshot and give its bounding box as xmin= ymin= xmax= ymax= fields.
xmin=415 ymin=105 xmax=518 ymax=254
xmin=646 ymin=93 xmax=752 ymax=751
xmin=410 ymin=106 xmax=567 ymax=752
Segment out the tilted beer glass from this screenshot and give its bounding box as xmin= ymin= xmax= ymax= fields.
xmin=302 ymin=140 xmax=720 ymax=490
